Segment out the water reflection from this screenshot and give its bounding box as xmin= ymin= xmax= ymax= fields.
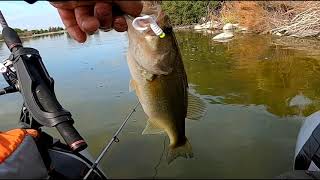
xmin=176 ymin=31 xmax=320 ymax=117
xmin=0 ymin=30 xmax=316 ymax=178
xmin=0 ymin=41 xmax=5 ymax=57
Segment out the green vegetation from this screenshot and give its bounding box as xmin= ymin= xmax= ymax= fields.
xmin=161 ymin=1 xmax=319 ymax=38
xmin=31 ymin=27 xmax=64 ymax=35
xmin=0 ymin=26 xmax=64 ymax=41
xmin=161 ymin=1 xmax=221 ymax=26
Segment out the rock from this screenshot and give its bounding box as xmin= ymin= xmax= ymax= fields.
xmin=232 ymin=23 xmax=239 ymax=28
xmin=194 ymin=24 xmax=203 ymax=30
xmin=211 ymin=21 xmax=222 ymax=29
xmin=194 ymin=21 xmax=221 ymax=30
xmin=205 ymin=29 xmax=214 ymax=34
xmin=202 ymin=21 xmax=212 ymax=29
xmin=174 ymin=25 xmax=194 ymax=30
xmin=223 ymin=23 xmax=235 ymax=30
xmin=212 ymin=31 xmax=234 ymax=41
xmin=289 ymin=93 xmax=312 ymax=107
xmin=238 ymin=26 xmax=248 ymax=31
xmin=213 ymin=39 xmax=233 ymax=43
xmin=223 ymin=23 xmax=242 ymax=31
xmin=275 ymin=32 xmax=283 ymax=36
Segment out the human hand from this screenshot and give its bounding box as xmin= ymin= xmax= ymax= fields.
xmin=50 ymin=1 xmax=143 ymax=43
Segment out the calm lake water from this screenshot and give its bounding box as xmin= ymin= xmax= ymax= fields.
xmin=1 ymin=30 xmax=320 ymax=178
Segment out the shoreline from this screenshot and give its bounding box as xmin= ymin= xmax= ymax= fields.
xmin=0 ymin=30 xmax=66 ymax=42
xmin=173 ymin=24 xmax=195 ymax=30
xmin=30 ymin=30 xmax=66 ymax=37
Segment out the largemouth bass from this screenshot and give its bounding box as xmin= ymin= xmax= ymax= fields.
xmin=125 ymin=1 xmax=206 ymax=163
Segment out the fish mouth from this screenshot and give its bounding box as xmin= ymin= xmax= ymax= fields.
xmin=124 ymin=14 xmax=135 ymax=29
xmin=125 ymin=15 xmax=162 ymax=37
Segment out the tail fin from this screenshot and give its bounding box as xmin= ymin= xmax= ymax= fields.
xmin=167 ymin=138 xmax=193 ymax=164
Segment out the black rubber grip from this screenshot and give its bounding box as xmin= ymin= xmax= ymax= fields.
xmin=2 ymin=27 xmax=22 ymax=51
xmin=32 ymin=65 xmax=87 ymax=152
xmin=56 ymin=122 xmax=88 ymax=152
xmin=0 ymin=86 xmax=17 ymax=95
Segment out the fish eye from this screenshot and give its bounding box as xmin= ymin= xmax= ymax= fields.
xmin=163 ymin=26 xmax=173 ymax=34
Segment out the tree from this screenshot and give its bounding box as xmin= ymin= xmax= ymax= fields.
xmin=13 ymin=28 xmax=24 ymax=34
xmin=161 ymin=1 xmax=221 ymax=25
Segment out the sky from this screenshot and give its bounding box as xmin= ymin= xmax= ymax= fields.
xmin=0 ymin=1 xmax=64 ymax=30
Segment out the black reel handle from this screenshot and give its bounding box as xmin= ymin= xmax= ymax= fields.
xmin=0 ymin=10 xmax=87 ymax=152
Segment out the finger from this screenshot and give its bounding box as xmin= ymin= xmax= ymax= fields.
xmin=75 ymin=6 xmax=100 ymax=34
xmin=50 ymin=1 xmax=76 ymax=9
xmin=50 ymin=1 xmax=95 ymax=10
xmin=113 ymin=16 xmax=127 ymax=32
xmin=94 ymin=2 xmax=113 ymax=31
xmin=57 ymin=8 xmax=87 ymax=43
xmin=114 ymin=1 xmax=143 ymax=17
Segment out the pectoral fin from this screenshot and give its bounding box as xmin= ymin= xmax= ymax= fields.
xmin=142 ymin=120 xmax=165 ymax=135
xmin=129 ymin=79 xmax=136 ymax=92
xmin=186 ymin=92 xmax=207 ymax=121
xmin=141 ymin=69 xmax=156 ymax=81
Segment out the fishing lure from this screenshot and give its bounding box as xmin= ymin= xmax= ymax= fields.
xmin=132 ymin=15 xmax=166 ymax=38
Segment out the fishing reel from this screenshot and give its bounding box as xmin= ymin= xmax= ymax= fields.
xmin=0 ymin=11 xmax=87 ymax=152
xmin=0 ymin=59 xmax=18 ymax=95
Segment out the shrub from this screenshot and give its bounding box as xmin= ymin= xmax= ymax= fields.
xmin=221 ymin=1 xmax=320 ymax=37
xmin=161 ymin=1 xmax=221 ymax=26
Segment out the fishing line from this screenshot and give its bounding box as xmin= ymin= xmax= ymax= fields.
xmin=153 ymin=135 xmax=167 ymax=179
xmin=83 ymin=101 xmax=140 ymax=180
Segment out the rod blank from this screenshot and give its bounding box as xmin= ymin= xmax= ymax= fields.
xmin=83 ymin=101 xmax=140 ymax=179
xmin=0 ymin=10 xmax=8 ymax=28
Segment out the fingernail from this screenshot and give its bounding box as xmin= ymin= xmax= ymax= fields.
xmin=99 ymin=27 xmax=113 ymax=32
xmin=87 ymin=29 xmax=100 ymax=35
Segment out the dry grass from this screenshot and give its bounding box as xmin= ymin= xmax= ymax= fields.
xmin=221 ymin=1 xmax=320 ymax=38
xmin=221 ymin=1 xmax=268 ymax=33
xmin=270 ymin=1 xmax=320 ymax=38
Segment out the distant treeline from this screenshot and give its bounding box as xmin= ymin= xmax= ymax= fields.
xmin=0 ymin=26 xmax=65 ymax=40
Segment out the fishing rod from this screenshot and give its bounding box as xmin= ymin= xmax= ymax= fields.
xmin=0 ymin=10 xmax=87 ymax=152
xmin=84 ymin=101 xmax=140 ymax=180
xmin=1 ymin=9 xmax=140 ymax=178
xmin=0 ymin=10 xmax=8 ymax=28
